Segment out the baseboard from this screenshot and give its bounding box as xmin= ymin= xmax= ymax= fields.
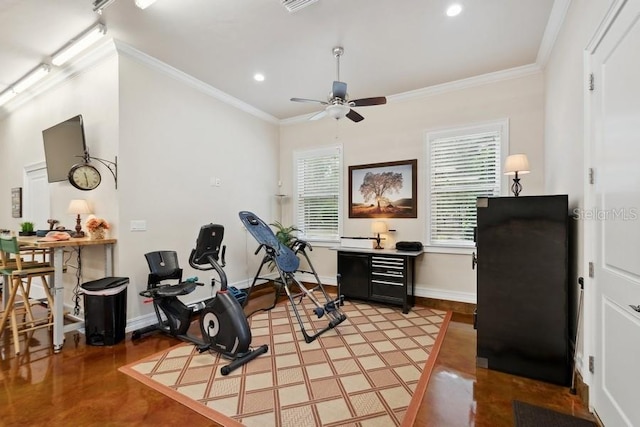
xmin=415 ymin=296 xmax=476 ymax=315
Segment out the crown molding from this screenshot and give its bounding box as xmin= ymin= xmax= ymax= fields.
xmin=114 ymin=40 xmax=279 ymax=125
xmin=536 ymin=0 xmax=572 ymax=67
xmin=280 ymin=63 xmax=543 ymax=126
xmin=0 ymin=37 xmax=117 ymax=120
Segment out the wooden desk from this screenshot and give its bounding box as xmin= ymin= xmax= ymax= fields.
xmin=15 ymin=236 xmax=117 ymax=352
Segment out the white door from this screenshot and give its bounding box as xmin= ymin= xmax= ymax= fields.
xmin=589 ymin=1 xmax=640 ymax=425
xmin=23 ymin=162 xmax=50 ymax=232
xmin=23 ymin=162 xmax=51 ymax=299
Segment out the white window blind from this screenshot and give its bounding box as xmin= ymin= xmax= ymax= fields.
xmin=294 ymin=146 xmax=342 ymax=241
xmin=427 ymin=124 xmax=504 ymax=247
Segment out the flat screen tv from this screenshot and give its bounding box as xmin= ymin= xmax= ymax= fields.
xmin=42 ymin=115 xmax=87 ymax=183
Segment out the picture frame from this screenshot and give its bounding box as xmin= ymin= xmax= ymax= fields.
xmin=11 ymin=187 xmax=22 ymax=218
xmin=349 ymin=159 xmax=417 ymax=218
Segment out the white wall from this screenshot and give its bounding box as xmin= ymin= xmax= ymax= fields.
xmin=0 ymin=42 xmax=280 ymax=324
xmin=0 ymin=50 xmax=119 ymax=308
xmin=116 ymin=50 xmax=280 ymax=321
xmin=280 ymin=72 xmax=546 ymax=302
xmin=543 ymin=0 xmax=612 ymax=381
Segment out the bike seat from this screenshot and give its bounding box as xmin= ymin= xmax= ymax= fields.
xmin=140 ymin=281 xmax=201 ymax=298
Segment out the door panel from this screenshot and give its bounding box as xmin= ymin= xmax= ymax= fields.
xmin=590 ymin=1 xmax=640 ymax=425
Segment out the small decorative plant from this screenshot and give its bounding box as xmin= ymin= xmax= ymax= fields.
xmin=270 ymin=221 xmax=299 ymax=247
xmin=19 ymin=221 xmax=35 ymax=236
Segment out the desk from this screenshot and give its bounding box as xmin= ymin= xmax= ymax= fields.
xmin=15 ymin=236 xmax=117 ymax=352
xmin=331 ymin=247 xmax=423 ymax=313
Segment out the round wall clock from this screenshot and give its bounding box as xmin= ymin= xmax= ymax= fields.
xmin=68 ymin=163 xmax=101 ymax=191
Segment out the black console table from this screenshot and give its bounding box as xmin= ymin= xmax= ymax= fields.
xmin=333 ymin=247 xmax=423 ymax=313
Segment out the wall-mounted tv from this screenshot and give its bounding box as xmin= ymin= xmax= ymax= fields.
xmin=42 ymin=115 xmax=87 ymax=183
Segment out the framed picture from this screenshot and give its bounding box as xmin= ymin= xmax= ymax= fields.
xmin=349 ymin=159 xmax=417 ymax=218
xmin=11 ymin=187 xmax=22 ymax=218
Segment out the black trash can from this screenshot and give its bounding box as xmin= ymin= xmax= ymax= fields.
xmin=81 ymin=277 xmax=129 ymax=346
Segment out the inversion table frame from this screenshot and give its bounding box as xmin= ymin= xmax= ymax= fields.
xmin=239 ymin=211 xmax=346 ymax=343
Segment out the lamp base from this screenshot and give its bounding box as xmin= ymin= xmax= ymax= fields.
xmin=511 ymin=175 xmax=523 ymax=197
xmin=73 ymin=214 xmax=84 ymax=238
xmin=374 ymin=235 xmax=383 ymax=249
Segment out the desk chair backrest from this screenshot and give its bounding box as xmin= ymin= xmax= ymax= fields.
xmin=144 ymin=251 xmax=183 ymax=286
xmin=0 ymin=235 xmax=22 ymax=268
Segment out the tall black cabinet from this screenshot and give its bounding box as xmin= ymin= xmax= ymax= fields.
xmin=475 ymin=195 xmax=570 ymax=386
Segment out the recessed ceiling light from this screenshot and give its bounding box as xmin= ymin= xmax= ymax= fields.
xmin=446 ymin=4 xmax=463 ymax=17
xmin=254 ymin=73 xmax=265 ymax=82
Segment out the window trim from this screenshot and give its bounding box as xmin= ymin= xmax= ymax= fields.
xmin=293 ymin=145 xmax=343 ymax=243
xmin=424 ymin=119 xmax=509 ymax=249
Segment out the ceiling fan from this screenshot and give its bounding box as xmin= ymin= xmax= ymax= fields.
xmin=291 ymin=46 xmax=387 ymax=122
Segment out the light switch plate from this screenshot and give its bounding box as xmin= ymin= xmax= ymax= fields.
xmin=130 ymin=220 xmax=146 ymax=231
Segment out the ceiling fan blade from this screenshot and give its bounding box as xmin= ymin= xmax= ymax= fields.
xmin=291 ymin=97 xmax=328 ymax=105
xmin=309 ymin=110 xmax=328 ymax=121
xmin=350 ymin=96 xmax=387 ymax=107
xmin=346 ymin=109 xmax=364 ymax=123
xmin=332 ymin=81 xmax=347 ymax=99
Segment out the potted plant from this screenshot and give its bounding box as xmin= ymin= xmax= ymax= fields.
xmin=19 ymin=221 xmax=36 ymax=236
xmin=270 ymin=221 xmax=299 ymax=248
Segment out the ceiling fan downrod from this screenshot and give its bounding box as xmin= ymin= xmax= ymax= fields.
xmin=333 ymin=46 xmax=344 ymax=83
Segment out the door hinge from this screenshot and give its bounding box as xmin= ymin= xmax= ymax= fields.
xmin=589 ymin=355 xmax=595 ymax=373
xmin=589 ymin=262 xmax=595 ymax=278
xmin=589 ymin=73 xmax=595 ymax=91
xmin=588 ymin=168 xmax=595 ymax=185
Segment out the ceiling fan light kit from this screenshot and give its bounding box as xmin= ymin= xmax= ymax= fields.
xmin=290 ymin=46 xmax=387 ymax=123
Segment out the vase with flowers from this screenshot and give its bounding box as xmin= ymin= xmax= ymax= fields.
xmin=86 ymin=217 xmax=109 ymax=240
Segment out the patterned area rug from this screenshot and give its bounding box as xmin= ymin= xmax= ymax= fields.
xmin=120 ymin=300 xmax=451 ymax=427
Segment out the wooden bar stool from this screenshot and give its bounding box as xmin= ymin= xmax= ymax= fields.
xmin=0 ymin=235 xmax=55 ymax=354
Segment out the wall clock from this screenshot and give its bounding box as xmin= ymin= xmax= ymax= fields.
xmin=68 ymin=163 xmax=101 ymax=191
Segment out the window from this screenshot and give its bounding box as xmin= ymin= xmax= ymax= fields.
xmin=293 ymin=146 xmax=342 ymax=242
xmin=426 ymin=120 xmax=507 ymax=248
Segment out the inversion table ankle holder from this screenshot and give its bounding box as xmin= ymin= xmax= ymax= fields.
xmin=239 ymin=211 xmax=347 ymax=343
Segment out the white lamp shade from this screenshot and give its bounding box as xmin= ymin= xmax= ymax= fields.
xmin=68 ymin=199 xmax=91 ymax=214
xmin=372 ymin=221 xmax=388 ymax=234
xmin=504 ymin=154 xmax=531 ymax=176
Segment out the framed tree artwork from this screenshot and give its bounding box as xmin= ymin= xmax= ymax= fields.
xmin=349 ymin=159 xmax=417 ymax=218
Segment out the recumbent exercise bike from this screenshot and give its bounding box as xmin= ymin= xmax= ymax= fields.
xmin=132 ymin=223 xmax=267 ymax=375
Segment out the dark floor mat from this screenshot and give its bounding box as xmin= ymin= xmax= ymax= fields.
xmin=513 ymin=401 xmax=597 ymax=427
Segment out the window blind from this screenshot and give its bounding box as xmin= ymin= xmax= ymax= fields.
xmin=294 ymin=147 xmax=341 ymax=241
xmin=428 ymin=130 xmax=501 ymax=245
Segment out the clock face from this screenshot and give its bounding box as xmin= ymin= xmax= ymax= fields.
xmin=68 ymin=163 xmax=101 ymax=191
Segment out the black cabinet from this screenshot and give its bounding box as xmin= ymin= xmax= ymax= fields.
xmin=475 ymin=195 xmax=570 ymax=386
xmin=338 ymin=252 xmax=370 ymax=300
xmin=337 ymin=250 xmax=420 ymax=313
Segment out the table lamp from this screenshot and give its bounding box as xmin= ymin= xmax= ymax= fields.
xmin=68 ymin=199 xmax=91 ymax=238
xmin=504 ymin=154 xmax=530 ymax=197
xmin=372 ymin=221 xmax=388 ymax=249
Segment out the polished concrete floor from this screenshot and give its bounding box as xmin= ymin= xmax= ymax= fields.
xmin=0 ymin=303 xmax=597 ymax=426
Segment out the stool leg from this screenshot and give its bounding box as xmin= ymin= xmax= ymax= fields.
xmin=19 ymin=277 xmax=36 ymax=328
xmin=9 ymin=278 xmax=21 ymax=354
xmin=0 ymin=276 xmax=20 ymax=336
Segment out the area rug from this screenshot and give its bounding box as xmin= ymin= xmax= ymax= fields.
xmin=513 ymin=401 xmax=598 ymax=427
xmin=120 ymin=300 xmax=451 ymax=427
